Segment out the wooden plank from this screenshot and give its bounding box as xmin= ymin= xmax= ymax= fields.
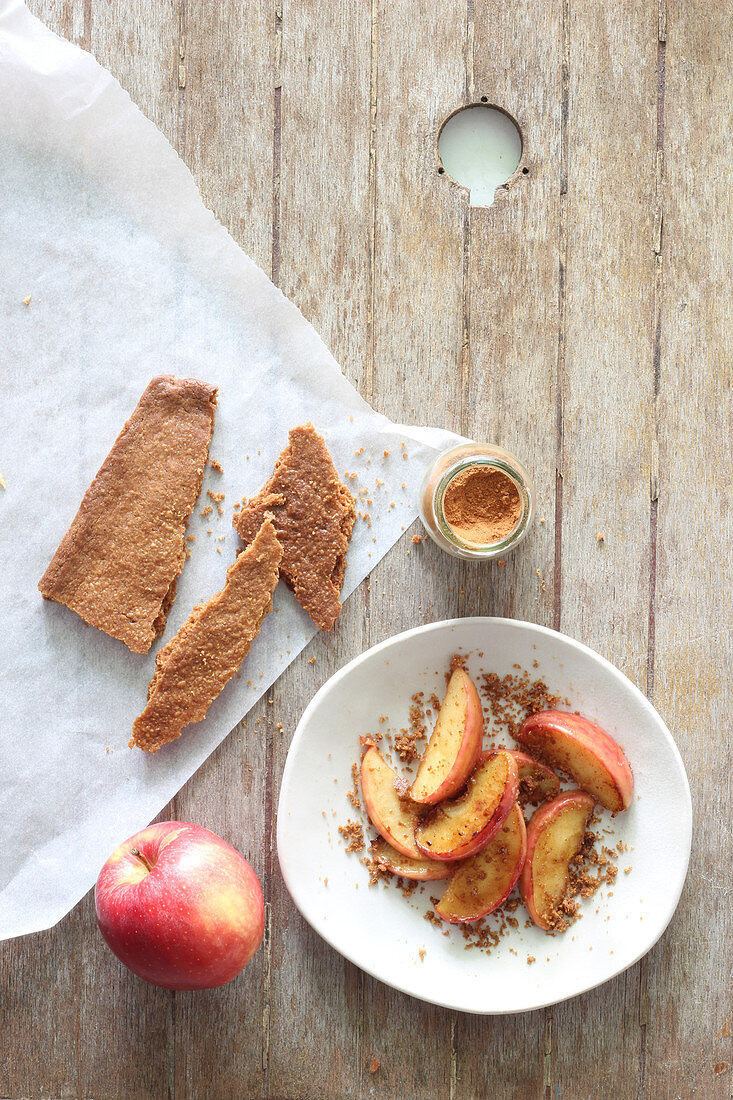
xmin=550 ymin=3 xmax=657 ymax=1098
xmin=130 ymin=1 xmax=276 ymax=1096
xmin=642 ymin=2 xmax=733 ymax=1097
xmin=355 ymin=3 xmax=467 ymax=1097
xmin=265 ymin=2 xmax=372 ymax=1096
xmin=453 ymin=1 xmax=563 ymax=1095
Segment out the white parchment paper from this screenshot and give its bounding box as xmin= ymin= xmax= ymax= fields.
xmin=0 ymin=0 xmax=461 ymax=939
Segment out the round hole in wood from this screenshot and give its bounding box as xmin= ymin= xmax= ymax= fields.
xmin=438 ymin=104 xmax=522 ymax=207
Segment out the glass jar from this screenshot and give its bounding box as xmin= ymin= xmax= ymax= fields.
xmin=417 ymin=442 xmax=534 ymax=561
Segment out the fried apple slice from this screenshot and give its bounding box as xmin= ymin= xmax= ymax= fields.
xmin=515 ymin=710 xmax=633 ymax=812
xmin=409 ymin=668 xmax=483 ymax=805
xmin=519 ymin=790 xmax=595 ymax=930
xmin=371 ymin=838 xmax=456 ymax=881
xmin=509 ymin=750 xmax=561 ymax=807
xmin=434 ymin=802 xmax=527 ymax=923
xmin=415 ymin=750 xmax=518 ymax=860
xmin=360 ymin=745 xmax=424 ymax=859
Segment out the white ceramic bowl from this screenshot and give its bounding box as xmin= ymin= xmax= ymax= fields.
xmin=277 ymin=618 xmax=691 ymax=1014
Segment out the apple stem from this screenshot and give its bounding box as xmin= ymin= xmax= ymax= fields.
xmin=130 ymin=847 xmax=154 ymax=873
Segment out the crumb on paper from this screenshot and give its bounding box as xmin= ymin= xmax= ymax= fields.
xmin=527 ymin=955 xmax=536 ymax=965
xmin=209 ymin=459 xmax=223 ymax=473
xmin=200 ymin=504 xmax=213 ymax=517
xmin=23 ymin=295 xmax=31 ymax=306
xmin=418 ymin=948 xmax=426 ymax=961
xmin=0 ymin=473 xmax=5 ymax=490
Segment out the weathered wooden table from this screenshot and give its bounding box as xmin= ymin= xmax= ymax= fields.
xmin=4 ymin=2 xmax=731 ymax=1098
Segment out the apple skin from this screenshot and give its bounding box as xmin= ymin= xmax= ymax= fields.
xmin=360 ymin=745 xmax=424 ymax=859
xmin=371 ymin=838 xmax=456 ymax=881
xmin=434 ymin=802 xmax=527 ymax=924
xmin=508 ymin=750 xmax=561 ymax=806
xmin=95 ymin=821 xmax=265 ymax=991
xmin=409 ymin=668 xmax=484 ymax=805
xmin=515 ymin=710 xmax=634 ymax=812
xmin=519 ymin=790 xmax=595 ymax=930
xmin=414 ymin=750 xmax=518 ymax=861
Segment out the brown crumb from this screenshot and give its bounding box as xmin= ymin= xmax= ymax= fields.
xmin=209 ymin=459 xmax=224 ymax=473
xmin=393 ymin=692 xmax=427 ymax=762
xmin=714 ymin=1063 xmax=729 ymax=1075
xmin=719 ymin=1020 xmax=731 ymax=1038
xmin=418 ymin=948 xmax=426 ymax=961
xmin=369 ymin=1056 xmax=380 ymax=1075
xmin=597 ymin=532 xmax=604 ymax=542
xmin=338 ymin=820 xmax=364 ymax=853
xmin=23 ymin=295 xmax=31 ymax=306
xmin=383 ymin=449 xmax=390 ymax=458
xmin=347 ymin=762 xmax=362 ymax=809
xmin=527 ymin=955 xmax=536 ymax=965
xmin=200 ymin=504 xmax=213 ymax=517
xmin=411 ymin=534 xmax=422 ymax=544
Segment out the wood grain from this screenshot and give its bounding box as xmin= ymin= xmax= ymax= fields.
xmin=3 ymin=0 xmax=731 ymax=1098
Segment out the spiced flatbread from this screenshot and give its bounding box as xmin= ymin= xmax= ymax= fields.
xmin=38 ymin=375 xmax=217 ymax=654
xmin=130 ymin=517 xmax=282 ymax=753
xmin=233 ymin=424 xmax=355 ymax=631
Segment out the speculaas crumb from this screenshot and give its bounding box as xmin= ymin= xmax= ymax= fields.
xmin=369 ymin=1056 xmax=380 ymax=1075
xmin=480 ymin=668 xmax=566 ymax=739
xmin=347 ymin=762 xmax=362 ymax=809
xmin=339 ymin=820 xmax=365 ymax=854
xmin=209 ymin=459 xmax=224 ymax=473
xmin=393 ymin=692 xmax=427 ymax=762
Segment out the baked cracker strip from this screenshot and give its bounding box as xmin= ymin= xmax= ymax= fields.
xmin=39 ymin=375 xmax=217 ymax=654
xmin=233 ymin=424 xmax=355 ymax=631
xmin=130 ymin=517 xmax=282 ymax=752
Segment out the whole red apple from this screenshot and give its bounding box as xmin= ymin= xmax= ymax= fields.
xmin=95 ymin=821 xmax=264 ymax=990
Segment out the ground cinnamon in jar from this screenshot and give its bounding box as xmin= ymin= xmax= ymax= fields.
xmin=442 ymin=466 xmax=521 ymax=546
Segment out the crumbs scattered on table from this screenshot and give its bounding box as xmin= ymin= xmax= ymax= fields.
xmin=411 ymin=534 xmax=422 ymax=544
xmin=369 ymin=1055 xmax=380 ymax=1075
xmin=200 ymin=504 xmax=213 ymax=517
xmin=597 ymin=532 xmax=604 ymax=543
xmin=23 ymin=295 xmax=31 ymax=306
xmin=208 ymin=459 xmax=224 ymax=473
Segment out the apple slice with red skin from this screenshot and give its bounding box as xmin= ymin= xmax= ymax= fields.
xmin=434 ymin=802 xmax=527 ymax=923
xmin=415 ymin=750 xmax=518 ymax=861
xmin=519 ymin=790 xmax=595 ymax=930
xmin=515 ymin=710 xmax=634 ymax=812
xmin=509 ymin=750 xmax=561 ymax=806
xmin=371 ymin=838 xmax=457 ymax=881
xmin=360 ymin=745 xmax=424 ymax=859
xmin=409 ymin=667 xmax=484 ymax=805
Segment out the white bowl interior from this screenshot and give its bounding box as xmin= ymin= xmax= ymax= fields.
xmin=277 ymin=618 xmax=691 ymax=1014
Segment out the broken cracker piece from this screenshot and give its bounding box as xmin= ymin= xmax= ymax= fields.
xmin=233 ymin=424 xmax=355 ymax=631
xmin=39 ymin=375 xmax=217 ymax=653
xmin=130 ymin=517 xmax=282 ymax=752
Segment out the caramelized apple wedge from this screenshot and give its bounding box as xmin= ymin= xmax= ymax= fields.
xmin=515 ymin=710 xmax=633 ymax=811
xmin=360 ymin=745 xmax=424 ymax=859
xmin=434 ymin=803 xmax=527 ymax=923
xmin=371 ymin=838 xmax=456 ymax=881
xmin=415 ymin=750 xmax=518 ymax=860
xmin=409 ymin=668 xmax=484 ymax=805
xmin=509 ymin=750 xmax=561 ymax=806
xmin=519 ymin=790 xmax=595 ymax=930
